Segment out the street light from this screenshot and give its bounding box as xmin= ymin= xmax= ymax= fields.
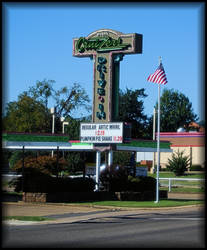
xmin=60 ymin=117 xmax=69 ymax=159
xmin=50 ymin=107 xmax=56 ymax=157
xmin=60 ymin=117 xmax=69 ymax=134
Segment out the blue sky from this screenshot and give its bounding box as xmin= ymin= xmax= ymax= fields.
xmin=3 ymin=2 xmax=205 ymax=121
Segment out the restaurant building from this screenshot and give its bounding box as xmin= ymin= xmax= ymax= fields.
xmin=157 ymin=130 xmax=205 ymax=169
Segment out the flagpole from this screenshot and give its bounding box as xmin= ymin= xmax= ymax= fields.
xmin=151 ymin=108 xmax=156 ymax=174
xmin=155 ymin=56 xmax=161 ymax=203
xmin=147 ymin=56 xmax=167 ymax=203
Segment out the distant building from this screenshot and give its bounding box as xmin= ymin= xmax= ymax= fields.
xmin=134 ymin=122 xmax=205 ymax=171
xmin=157 ymin=131 xmax=205 ymax=169
xmin=136 ymin=152 xmax=153 ymax=161
xmin=185 ymin=121 xmax=205 ymax=132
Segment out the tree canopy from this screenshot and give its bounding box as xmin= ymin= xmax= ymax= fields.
xmin=3 ymin=80 xmax=90 ymax=133
xmin=27 ymin=79 xmax=91 ymax=118
xmin=3 ymin=93 xmax=51 ymax=133
xmin=3 ymin=80 xmax=199 ymax=138
xmin=155 ymin=88 xmax=198 ymax=132
xmin=119 ymin=88 xmax=151 ymax=139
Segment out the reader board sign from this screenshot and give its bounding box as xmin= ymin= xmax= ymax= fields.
xmin=80 ymin=122 xmax=123 ymax=143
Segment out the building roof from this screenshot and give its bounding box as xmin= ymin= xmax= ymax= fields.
xmin=185 ymin=122 xmax=205 ymax=132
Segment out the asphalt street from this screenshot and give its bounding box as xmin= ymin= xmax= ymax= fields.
xmin=2 ymin=206 xmax=205 ymax=248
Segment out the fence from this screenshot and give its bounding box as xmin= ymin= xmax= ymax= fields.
xmin=159 ymin=177 xmax=205 ymax=192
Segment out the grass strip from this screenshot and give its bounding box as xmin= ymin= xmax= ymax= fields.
xmin=148 ymin=172 xmax=205 ymax=179
xmin=2 ymin=216 xmax=53 ymax=222
xmin=72 ymin=199 xmax=204 ymax=208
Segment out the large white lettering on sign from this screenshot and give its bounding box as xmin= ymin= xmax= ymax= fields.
xmin=80 ymin=122 xmax=123 ymax=143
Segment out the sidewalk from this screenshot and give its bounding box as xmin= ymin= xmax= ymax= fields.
xmin=2 ymin=191 xmax=204 ymax=226
xmin=2 ymin=202 xmax=108 ymax=217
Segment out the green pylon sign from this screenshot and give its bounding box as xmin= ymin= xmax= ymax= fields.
xmin=73 ymin=29 xmax=142 ymax=123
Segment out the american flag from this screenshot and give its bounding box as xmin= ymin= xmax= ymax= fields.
xmin=147 ymin=62 xmax=168 ymax=85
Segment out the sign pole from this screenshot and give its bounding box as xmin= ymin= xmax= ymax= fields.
xmin=95 ymin=150 xmax=101 ymax=191
xmin=108 ymin=150 xmax=113 ymax=166
xmin=155 ymin=56 xmax=161 ymax=203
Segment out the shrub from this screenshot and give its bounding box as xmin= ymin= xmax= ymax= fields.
xmin=190 ymin=164 xmax=203 ymax=171
xmin=99 ymin=165 xmax=156 ymax=193
xmin=99 ymin=165 xmax=128 ymax=191
xmin=166 ymin=150 xmax=190 ymax=176
xmin=113 ymin=151 xmax=131 ymax=166
xmin=9 ymin=151 xmax=36 ymax=170
xmin=69 ymin=177 xmax=95 ymax=192
xmin=66 ymin=152 xmax=85 ymax=174
xmin=9 ymin=169 xmax=53 ymax=193
xmin=127 ymin=176 xmax=156 ymax=192
xmin=9 ymin=170 xmax=95 ymax=193
xmin=12 ymin=155 xmax=68 ymax=176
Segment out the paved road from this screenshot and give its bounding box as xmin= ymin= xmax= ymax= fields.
xmin=2 ymin=206 xmax=205 ymax=248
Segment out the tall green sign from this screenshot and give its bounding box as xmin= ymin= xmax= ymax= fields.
xmin=73 ymin=29 xmax=142 ymax=123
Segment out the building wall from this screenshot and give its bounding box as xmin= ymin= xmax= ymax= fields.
xmin=133 ymin=147 xmax=205 ymax=168
xmin=153 ymin=132 xmax=205 ymax=169
xmin=154 ymin=146 xmax=205 ymax=169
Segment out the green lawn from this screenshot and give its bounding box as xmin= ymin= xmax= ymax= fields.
xmin=149 ymin=172 xmax=205 ymax=193
xmin=148 ymin=172 xmax=205 ymax=179
xmin=2 ymin=216 xmax=52 ymax=222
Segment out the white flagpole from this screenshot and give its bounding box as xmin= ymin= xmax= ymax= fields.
xmin=155 ymin=56 xmax=161 ymax=203
xmin=151 ymin=108 xmax=156 ymax=174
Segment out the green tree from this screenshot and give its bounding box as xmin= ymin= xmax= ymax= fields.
xmin=64 ymin=116 xmax=91 ymax=140
xmin=166 ymin=150 xmax=190 ymax=176
xmin=3 ymin=80 xmax=91 ymax=133
xmin=155 ymin=88 xmax=198 ymax=132
xmin=3 ymin=93 xmax=50 ymax=133
xmin=27 ymin=79 xmax=55 ymax=109
xmin=119 ymin=88 xmax=150 ymax=139
xmin=27 ymin=79 xmax=90 ymax=118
